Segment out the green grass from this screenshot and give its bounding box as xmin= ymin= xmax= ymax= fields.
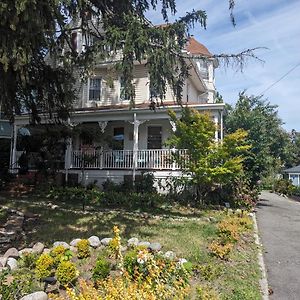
xmin=0 ymin=192 xmax=262 ymax=299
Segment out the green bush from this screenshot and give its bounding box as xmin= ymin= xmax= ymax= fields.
xmin=0 ymin=269 xmax=37 ymax=300
xmin=56 ymin=261 xmax=78 ymax=286
xmin=92 ymin=256 xmax=111 ymax=281
xmin=274 ymin=178 xmax=295 ymax=196
xmin=35 ymin=253 xmax=55 ymax=279
xmin=77 ymin=239 xmax=91 ymax=259
xmin=18 ymin=252 xmax=38 ymax=269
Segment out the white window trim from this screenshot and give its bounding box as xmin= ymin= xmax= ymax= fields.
xmin=88 ymin=77 xmax=102 ymax=102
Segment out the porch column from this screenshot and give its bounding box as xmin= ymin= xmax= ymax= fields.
xmin=10 ymin=124 xmax=18 ymax=173
xmin=214 ymin=115 xmax=219 ymax=142
xmin=64 ymin=137 xmax=72 ymax=183
xmin=220 ymin=110 xmax=224 ymax=141
xmin=169 ymin=120 xmax=177 ymax=170
xmin=132 ymin=113 xmax=140 ymax=183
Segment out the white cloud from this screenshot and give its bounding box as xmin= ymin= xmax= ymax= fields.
xmin=146 ymin=0 xmax=300 ymax=130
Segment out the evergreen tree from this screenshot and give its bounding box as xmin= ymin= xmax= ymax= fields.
xmin=0 ymin=0 xmax=259 ymax=123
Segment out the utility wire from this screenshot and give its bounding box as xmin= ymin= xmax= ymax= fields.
xmin=260 ymin=61 xmax=300 ymax=95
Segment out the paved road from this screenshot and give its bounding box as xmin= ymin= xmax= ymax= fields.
xmin=256 ymin=191 xmax=300 ymax=300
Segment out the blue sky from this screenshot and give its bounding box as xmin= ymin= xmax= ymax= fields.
xmin=147 ymin=0 xmax=300 ymax=131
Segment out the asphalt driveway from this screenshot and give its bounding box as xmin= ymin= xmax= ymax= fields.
xmin=256 ymin=191 xmax=300 ymax=300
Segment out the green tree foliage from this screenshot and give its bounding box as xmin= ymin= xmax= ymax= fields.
xmin=1 ymin=1 xmax=260 ymax=123
xmin=0 ymin=0 xmax=206 ymax=122
xmin=225 ymin=92 xmax=292 ymax=186
xmin=167 ymin=107 xmax=250 ymax=203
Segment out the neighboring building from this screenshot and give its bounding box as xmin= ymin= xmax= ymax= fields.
xmin=283 ymin=165 xmax=300 ymax=186
xmin=10 ymin=28 xmax=224 ymax=187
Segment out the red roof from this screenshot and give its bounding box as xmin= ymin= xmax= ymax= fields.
xmin=186 ymin=37 xmax=212 ymax=57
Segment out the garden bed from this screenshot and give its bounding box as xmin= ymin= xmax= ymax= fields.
xmin=0 ymin=192 xmax=262 ymax=299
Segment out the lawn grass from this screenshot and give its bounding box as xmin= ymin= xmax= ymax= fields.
xmin=0 ymin=192 xmax=262 ymax=299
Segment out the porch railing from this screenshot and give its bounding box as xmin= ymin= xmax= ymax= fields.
xmin=70 ymin=149 xmax=188 ymax=170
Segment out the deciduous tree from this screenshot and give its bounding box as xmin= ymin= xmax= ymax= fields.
xmin=167 ymin=107 xmax=250 ymax=203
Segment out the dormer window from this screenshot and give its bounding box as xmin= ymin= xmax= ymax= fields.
xmin=89 ymin=78 xmax=101 ymax=101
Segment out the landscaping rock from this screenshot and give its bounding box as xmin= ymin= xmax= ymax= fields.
xmin=53 ymin=241 xmax=69 ymax=249
xmin=70 ymin=238 xmax=81 ymax=247
xmin=138 ymin=241 xmax=150 ymax=248
xmin=42 ymin=276 xmax=57 ymax=285
xmin=164 ymin=251 xmax=176 ymax=260
xmin=24 ymin=212 xmax=39 ymax=219
xmin=88 ymin=236 xmax=101 ymax=248
xmin=70 ymin=246 xmax=77 ymax=253
xmin=20 ymin=291 xmax=48 ymax=300
xmin=7 ymin=257 xmax=18 ymax=270
xmin=0 ymin=257 xmax=8 ymax=267
xmin=149 ymin=242 xmax=162 ymax=252
xmin=4 ymin=247 xmax=19 ymax=259
xmin=19 ymin=248 xmax=33 ymax=255
xmin=121 ymin=246 xmax=128 ymax=252
xmin=32 ymin=242 xmax=45 ymax=254
xmin=43 ymin=248 xmax=50 ymax=254
xmin=209 ymin=217 xmax=217 ymax=223
xmin=101 ymin=237 xmax=112 ymax=246
xmin=178 ymin=258 xmax=188 ymax=265
xmin=127 ymin=237 xmax=139 ymax=247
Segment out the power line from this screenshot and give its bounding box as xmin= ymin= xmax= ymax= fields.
xmin=260 ymin=61 xmax=300 ymax=95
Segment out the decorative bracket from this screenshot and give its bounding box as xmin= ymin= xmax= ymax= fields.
xmin=98 ymin=121 xmax=108 ymax=133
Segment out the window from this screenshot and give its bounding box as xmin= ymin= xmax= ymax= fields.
xmin=119 ymin=77 xmax=128 ymax=101
xmin=89 ymin=78 xmax=101 ymax=101
xmin=112 ymin=127 xmax=124 ymax=150
xmin=147 ymin=126 xmax=162 ymax=149
xmin=197 ymin=59 xmax=209 ymax=80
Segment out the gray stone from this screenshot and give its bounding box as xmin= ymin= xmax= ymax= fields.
xmin=7 ymin=257 xmax=18 ymax=270
xmin=70 ymin=246 xmax=77 ymax=253
xmin=101 ymin=237 xmax=112 ymax=246
xmin=88 ymin=236 xmax=101 ymax=248
xmin=164 ymin=251 xmax=176 ymax=260
xmin=120 ymin=246 xmax=128 ymax=252
xmin=177 ymin=258 xmax=188 ymax=265
xmin=20 ymin=291 xmax=48 ymax=300
xmin=0 ymin=257 xmax=8 ymax=267
xmin=43 ymin=248 xmax=50 ymax=254
xmin=4 ymin=247 xmax=19 ymax=259
xmin=16 ymin=211 xmax=24 ymax=217
xmin=70 ymin=238 xmax=82 ymax=247
xmin=19 ymin=248 xmax=33 ymax=255
xmin=149 ymin=242 xmax=162 ymax=251
xmin=32 ymin=242 xmax=45 ymax=254
xmin=53 ymin=241 xmax=69 ymax=249
xmin=127 ymin=237 xmax=139 ymax=247
xmin=138 ymin=241 xmax=150 ymax=248
xmin=0 ymin=236 xmax=11 ymax=243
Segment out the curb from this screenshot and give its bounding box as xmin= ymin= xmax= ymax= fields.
xmin=252 ymin=212 xmax=269 ymax=300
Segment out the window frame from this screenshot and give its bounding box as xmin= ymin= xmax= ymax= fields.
xmin=88 ymin=77 xmax=102 ymax=102
xmin=147 ymin=125 xmax=163 ymax=150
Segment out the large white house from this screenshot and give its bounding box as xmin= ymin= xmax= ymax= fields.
xmin=10 ymin=31 xmax=224 ymax=187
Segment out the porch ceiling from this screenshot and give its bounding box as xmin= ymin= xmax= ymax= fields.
xmin=14 ymin=102 xmax=225 ymax=125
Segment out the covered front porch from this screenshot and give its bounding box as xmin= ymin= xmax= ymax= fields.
xmin=11 ymin=103 xmax=224 ymax=184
